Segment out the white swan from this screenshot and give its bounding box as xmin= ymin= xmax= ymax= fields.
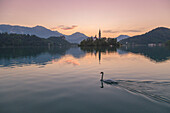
xmin=100 ymin=72 xmax=118 ymax=84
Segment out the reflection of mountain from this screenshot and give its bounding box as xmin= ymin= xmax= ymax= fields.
xmin=1 ymin=46 xmax=170 ymax=67
xmin=66 ymin=47 xmax=86 ymax=58
xmin=120 ymin=46 xmax=170 ymax=62
xmin=0 ymin=47 xmax=87 ymax=67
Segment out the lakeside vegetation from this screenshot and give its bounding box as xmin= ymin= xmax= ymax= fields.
xmin=0 ymin=33 xmax=71 ymax=47
xmin=79 ymin=38 xmax=120 ymax=47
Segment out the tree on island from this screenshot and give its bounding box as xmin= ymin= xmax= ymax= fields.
xmin=79 ymin=38 xmax=120 ymax=47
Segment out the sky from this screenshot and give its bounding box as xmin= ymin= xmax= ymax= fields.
xmin=0 ymin=0 xmax=170 ymax=37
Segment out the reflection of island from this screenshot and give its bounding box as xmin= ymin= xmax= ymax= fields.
xmin=120 ymin=46 xmax=170 ymax=62
xmin=0 ymin=47 xmax=86 ymax=67
xmin=80 ymin=46 xmax=170 ymax=63
xmin=80 ymin=46 xmax=117 ymax=64
xmin=1 ymin=46 xmax=170 ymax=67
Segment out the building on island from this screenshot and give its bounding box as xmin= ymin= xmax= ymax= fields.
xmin=99 ymin=29 xmax=101 ymax=39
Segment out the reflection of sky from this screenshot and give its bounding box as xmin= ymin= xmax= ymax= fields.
xmin=1 ymin=46 xmax=170 ymax=68
xmin=66 ymin=47 xmax=86 ymax=58
xmin=0 ymin=53 xmax=63 ymax=67
xmin=0 ymin=47 xmax=86 ymax=67
xmin=0 ymin=47 xmax=170 ymax=83
xmin=0 ymin=48 xmax=170 ymax=112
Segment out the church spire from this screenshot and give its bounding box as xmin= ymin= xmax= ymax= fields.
xmin=99 ymin=29 xmax=101 ymax=39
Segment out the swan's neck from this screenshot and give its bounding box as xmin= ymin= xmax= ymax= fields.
xmin=101 ymin=73 xmax=104 ymax=81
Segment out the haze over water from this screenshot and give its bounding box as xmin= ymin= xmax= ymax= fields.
xmin=0 ymin=46 xmax=170 ymax=113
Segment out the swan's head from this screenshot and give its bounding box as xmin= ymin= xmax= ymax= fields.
xmin=100 ymin=72 xmax=104 ymax=75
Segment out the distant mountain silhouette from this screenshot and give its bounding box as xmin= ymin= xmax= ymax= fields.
xmin=120 ymin=27 xmax=170 ymax=45
xmin=66 ymin=32 xmax=88 ymax=43
xmin=115 ymin=35 xmax=129 ymax=42
xmin=0 ymin=25 xmax=63 ymax=38
xmin=0 ymin=24 xmax=88 ymax=43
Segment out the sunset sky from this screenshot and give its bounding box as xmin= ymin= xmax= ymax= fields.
xmin=0 ymin=0 xmax=170 ymax=37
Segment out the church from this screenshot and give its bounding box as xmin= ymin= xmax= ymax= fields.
xmin=94 ymin=29 xmax=102 ymax=40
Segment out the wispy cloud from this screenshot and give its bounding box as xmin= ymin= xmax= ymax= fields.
xmin=103 ymin=29 xmax=142 ymax=33
xmin=103 ymin=30 xmax=119 ymax=33
xmin=51 ymin=25 xmax=78 ymax=30
xmin=122 ymin=30 xmax=142 ymax=32
xmin=65 ymin=60 xmax=80 ymax=66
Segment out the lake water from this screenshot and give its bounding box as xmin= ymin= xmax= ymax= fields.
xmin=0 ymin=46 xmax=170 ymax=113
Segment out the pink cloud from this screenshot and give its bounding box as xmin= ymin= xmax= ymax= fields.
xmin=51 ymin=25 xmax=78 ymax=30
xmin=65 ymin=60 xmax=80 ymax=66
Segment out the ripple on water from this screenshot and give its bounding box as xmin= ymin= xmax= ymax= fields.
xmin=115 ymin=80 xmax=170 ymax=104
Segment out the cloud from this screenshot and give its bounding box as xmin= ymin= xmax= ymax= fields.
xmin=122 ymin=30 xmax=142 ymax=32
xmin=51 ymin=25 xmax=78 ymax=30
xmin=103 ymin=29 xmax=142 ymax=33
xmin=65 ymin=60 xmax=80 ymax=66
xmin=103 ymin=30 xmax=119 ymax=33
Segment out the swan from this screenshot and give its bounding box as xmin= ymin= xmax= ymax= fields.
xmin=100 ymin=72 xmax=118 ymax=84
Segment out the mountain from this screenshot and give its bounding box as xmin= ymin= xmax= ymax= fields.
xmin=0 ymin=24 xmax=88 ymax=43
xmin=120 ymin=27 xmax=170 ymax=45
xmin=65 ymin=32 xmax=88 ymax=43
xmin=116 ymin=35 xmax=129 ymax=42
xmin=0 ymin=25 xmax=63 ymax=38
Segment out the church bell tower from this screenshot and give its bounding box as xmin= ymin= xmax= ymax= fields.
xmin=99 ymin=29 xmax=101 ymax=39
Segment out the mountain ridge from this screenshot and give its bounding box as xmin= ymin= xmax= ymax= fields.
xmin=0 ymin=24 xmax=88 ymax=43
xmin=120 ymin=27 xmax=170 ymax=45
xmin=115 ymin=35 xmax=130 ymax=42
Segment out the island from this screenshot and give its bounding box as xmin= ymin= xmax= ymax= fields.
xmin=79 ymin=38 xmax=120 ymax=47
xmin=78 ymin=29 xmax=120 ymax=47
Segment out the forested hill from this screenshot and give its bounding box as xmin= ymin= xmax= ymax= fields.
xmin=0 ymin=24 xmax=88 ymax=44
xmin=120 ymin=27 xmax=170 ymax=45
xmin=0 ymin=33 xmax=71 ymax=47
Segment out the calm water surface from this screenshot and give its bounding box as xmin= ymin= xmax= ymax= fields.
xmin=0 ymin=46 xmax=170 ymax=113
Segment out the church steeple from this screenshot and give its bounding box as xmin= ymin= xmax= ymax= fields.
xmin=99 ymin=29 xmax=101 ymax=39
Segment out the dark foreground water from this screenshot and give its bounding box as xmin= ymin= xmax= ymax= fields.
xmin=0 ymin=46 xmax=170 ymax=113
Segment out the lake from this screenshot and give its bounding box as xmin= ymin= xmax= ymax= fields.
xmin=0 ymin=46 xmax=170 ymax=113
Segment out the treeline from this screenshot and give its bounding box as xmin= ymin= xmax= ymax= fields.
xmin=79 ymin=38 xmax=120 ymax=47
xmin=0 ymin=33 xmax=71 ymax=47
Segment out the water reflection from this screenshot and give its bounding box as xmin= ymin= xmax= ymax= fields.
xmin=0 ymin=47 xmax=85 ymax=67
xmin=1 ymin=46 xmax=170 ymax=112
xmin=0 ymin=46 xmax=170 ymax=67
xmin=80 ymin=46 xmax=170 ymax=63
xmin=119 ymin=46 xmax=170 ymax=62
xmin=80 ymin=46 xmax=117 ymax=64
